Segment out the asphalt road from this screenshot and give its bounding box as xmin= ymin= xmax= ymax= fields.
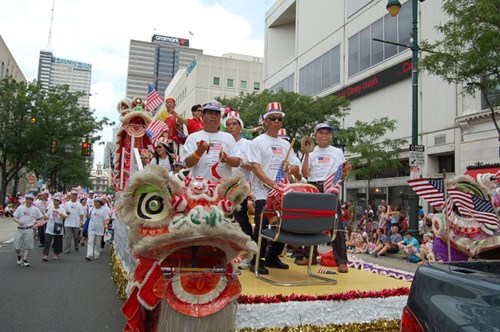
xmin=0 ymin=217 xmax=126 ymax=332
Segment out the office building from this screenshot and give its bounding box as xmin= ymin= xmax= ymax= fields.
xmin=264 ymin=0 xmax=499 ymax=209
xmin=165 ymin=53 xmax=264 ymax=118
xmin=126 ymin=34 xmax=203 ymax=100
xmin=0 ymin=34 xmax=26 ymax=82
xmin=37 ymin=50 xmax=92 ymax=108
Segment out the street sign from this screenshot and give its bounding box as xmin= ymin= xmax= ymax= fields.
xmin=410 ymin=166 xmax=422 ymax=179
xmin=409 ymin=144 xmax=425 ymax=166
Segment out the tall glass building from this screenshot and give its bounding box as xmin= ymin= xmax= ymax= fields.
xmin=37 ymin=50 xmax=92 ymax=108
xmin=126 ymin=34 xmax=203 ymax=99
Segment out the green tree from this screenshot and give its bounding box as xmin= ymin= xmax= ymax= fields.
xmin=217 ymin=89 xmax=350 ymax=152
xmin=0 ymin=77 xmax=111 ymax=202
xmin=420 ymin=0 xmax=500 ymax=141
xmin=344 ymin=117 xmax=407 ymax=208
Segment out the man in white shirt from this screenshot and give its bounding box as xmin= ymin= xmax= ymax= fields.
xmin=301 ymin=123 xmax=348 ymax=273
xmin=34 ymin=191 xmax=51 ymax=247
xmin=248 ymin=102 xmax=301 ymax=275
xmin=13 ymin=193 xmax=46 ymax=267
xmin=62 ymin=190 xmax=85 ymax=254
xmin=182 ymin=100 xmax=243 ymax=181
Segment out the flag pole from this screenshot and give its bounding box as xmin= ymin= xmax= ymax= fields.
xmin=442 ymin=169 xmax=452 ymax=262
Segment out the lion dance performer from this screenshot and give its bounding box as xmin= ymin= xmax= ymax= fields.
xmin=113 ymin=97 xmax=154 ymax=191
xmin=117 ymin=165 xmax=257 ymax=331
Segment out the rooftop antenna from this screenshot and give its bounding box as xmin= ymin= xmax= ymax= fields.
xmin=46 ymin=0 xmax=55 ymax=51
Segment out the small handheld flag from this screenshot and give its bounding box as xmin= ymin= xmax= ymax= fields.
xmin=146 ymin=83 xmax=163 ymax=113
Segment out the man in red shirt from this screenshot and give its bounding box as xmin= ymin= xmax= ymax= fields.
xmin=177 ymin=104 xmax=204 ymax=135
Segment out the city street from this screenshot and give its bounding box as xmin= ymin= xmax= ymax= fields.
xmin=0 ymin=217 xmax=125 ymax=331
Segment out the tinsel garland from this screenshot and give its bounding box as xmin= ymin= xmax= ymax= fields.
xmin=110 ymin=245 xmax=129 ymax=300
xmin=236 ymin=319 xmax=400 ymax=331
xmin=237 ymin=287 xmax=409 ymax=304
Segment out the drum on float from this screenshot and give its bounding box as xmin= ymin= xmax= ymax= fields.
xmin=265 ymin=183 xmax=320 ymax=223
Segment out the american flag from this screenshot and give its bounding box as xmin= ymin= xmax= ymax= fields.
xmin=323 ymin=164 xmax=343 ymax=195
xmin=407 ymin=178 xmax=445 ymax=208
xmin=267 ymin=161 xmax=292 ymax=197
xmin=146 ymin=83 xmax=163 ymax=113
xmin=258 ymin=114 xmax=263 ymax=125
xmin=447 ymin=188 xmax=499 ymax=226
xmin=145 ymin=120 xmax=169 ymax=139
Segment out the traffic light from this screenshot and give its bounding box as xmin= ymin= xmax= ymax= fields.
xmin=81 ymin=142 xmax=90 ymax=156
xmin=50 ymin=140 xmax=57 ymax=155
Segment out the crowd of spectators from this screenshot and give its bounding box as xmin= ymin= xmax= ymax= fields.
xmin=345 ymin=200 xmax=436 ymax=265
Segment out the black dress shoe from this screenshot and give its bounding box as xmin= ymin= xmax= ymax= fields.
xmin=265 ymin=259 xmax=289 ymax=269
xmin=249 ymin=264 xmax=269 ymax=275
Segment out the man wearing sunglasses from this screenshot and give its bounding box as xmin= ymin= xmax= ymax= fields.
xmin=176 ymin=104 xmax=204 ymax=135
xmin=247 ymin=102 xmax=302 ymax=275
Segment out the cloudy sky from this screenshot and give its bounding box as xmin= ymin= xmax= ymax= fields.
xmin=0 ymin=0 xmax=273 ymax=165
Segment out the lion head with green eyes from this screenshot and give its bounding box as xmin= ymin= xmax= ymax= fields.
xmin=116 ymin=165 xmax=256 ymax=325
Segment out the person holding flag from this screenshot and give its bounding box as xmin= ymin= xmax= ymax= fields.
xmin=182 ymin=100 xmax=243 ymax=181
xmin=248 ymin=102 xmax=301 ymax=275
xmin=301 ymin=123 xmax=349 ymax=273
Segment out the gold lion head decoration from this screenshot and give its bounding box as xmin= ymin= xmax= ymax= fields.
xmin=117 ymin=165 xmax=256 ymax=331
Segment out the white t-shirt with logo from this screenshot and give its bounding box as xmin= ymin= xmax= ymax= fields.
xmin=46 ymin=206 xmax=66 ymax=235
xmin=232 ymin=138 xmax=252 ymax=181
xmin=87 ymin=206 xmax=110 ymax=236
xmin=150 ymin=156 xmax=171 ymax=171
xmin=303 ymin=146 xmax=345 ymax=182
xmin=62 ymin=200 xmax=85 ymax=227
xmin=248 ymin=133 xmax=300 ymax=200
xmin=34 ymin=199 xmax=52 ymax=215
xmin=13 ymin=205 xmax=43 ymax=227
xmin=182 ymin=130 xmax=243 ymax=181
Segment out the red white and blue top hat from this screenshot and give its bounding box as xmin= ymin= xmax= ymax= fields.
xmin=264 ymin=102 xmax=285 ymax=119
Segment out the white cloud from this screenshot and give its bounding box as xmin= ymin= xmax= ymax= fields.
xmin=1 ymin=0 xmax=268 ymax=166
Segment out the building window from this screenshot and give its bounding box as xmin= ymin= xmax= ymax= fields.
xmin=299 ymin=45 xmax=340 ymax=96
xmin=482 ymin=73 xmax=500 ymax=110
xmin=348 ymin=1 xmax=411 ymax=77
xmin=253 ymin=82 xmax=261 ymax=91
xmin=438 ymin=155 xmax=455 ymax=173
xmin=240 ymin=80 xmax=248 ymax=89
xmin=227 ymin=78 xmax=234 ymax=88
xmin=270 ymin=74 xmax=294 ymax=93
xmin=213 ymin=77 xmax=220 ymax=86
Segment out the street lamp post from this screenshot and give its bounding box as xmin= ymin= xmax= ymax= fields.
xmin=386 ymin=0 xmax=422 ymax=234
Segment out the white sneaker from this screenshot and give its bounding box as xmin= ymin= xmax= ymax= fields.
xmin=21 ymin=260 xmax=30 ymax=267
xmin=17 ymin=255 xmax=22 ymax=265
xmin=238 ymin=260 xmax=251 ymax=270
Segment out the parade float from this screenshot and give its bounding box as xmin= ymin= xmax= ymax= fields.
xmin=110 ymin=98 xmax=414 ymax=331
xmin=409 ymin=170 xmax=500 ymax=261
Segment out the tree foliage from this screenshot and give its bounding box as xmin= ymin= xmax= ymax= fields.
xmin=217 ymin=89 xmax=350 ymax=152
xmin=0 ymin=77 xmax=112 ymax=201
xmin=420 ymin=0 xmax=500 ymax=137
xmin=344 ymin=117 xmax=407 ymax=206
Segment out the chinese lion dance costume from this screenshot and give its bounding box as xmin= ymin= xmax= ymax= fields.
xmin=430 ymin=173 xmax=500 ymax=260
xmin=113 ymin=97 xmax=154 ymax=191
xmin=116 ymin=165 xmax=257 ymax=331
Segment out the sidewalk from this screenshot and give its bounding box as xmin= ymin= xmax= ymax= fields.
xmin=0 ymin=216 xmax=17 ymax=243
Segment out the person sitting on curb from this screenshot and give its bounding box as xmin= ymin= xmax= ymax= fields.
xmin=398 ymin=231 xmax=421 ymax=263
xmin=416 ymin=233 xmax=435 ymax=265
xmin=371 ymin=225 xmax=402 ymax=257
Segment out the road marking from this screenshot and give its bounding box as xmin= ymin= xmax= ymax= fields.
xmin=2 ymin=238 xmax=14 ymax=244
